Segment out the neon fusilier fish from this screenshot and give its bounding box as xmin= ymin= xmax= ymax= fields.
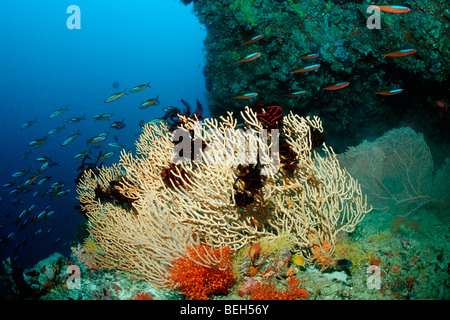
xmin=139 ymin=96 xmax=160 ymax=109
xmin=299 ymin=53 xmax=319 ymax=60
xmin=110 ymin=120 xmax=125 ymax=129
xmin=375 ymin=89 xmax=404 ymax=96
xmin=130 ymin=82 xmax=151 ymax=93
xmin=323 ymin=82 xmax=350 ymax=91
xmin=233 ymin=93 xmax=258 ymax=100
xmin=108 ymin=142 xmax=125 ymax=148
xmin=236 ymin=52 xmax=262 ymax=64
xmin=378 ymin=5 xmax=410 ymax=14
xmin=64 ymin=115 xmax=86 ymax=124
xmin=21 ymin=119 xmax=38 ymax=129
xmin=241 ymin=34 xmax=264 ymax=46
xmin=33 ymin=229 xmax=42 ymax=237
xmin=92 ymin=113 xmax=113 ymax=120
xmin=62 ymin=130 xmax=80 ymax=146
xmin=99 ymin=151 xmax=115 ymax=159
xmin=383 ymin=49 xmax=416 ymax=58
xmin=51 ymin=181 xmax=65 ymax=189
xmin=104 ymin=89 xmax=128 ymax=103
xmin=37 ymin=176 xmax=51 ymax=185
xmin=35 ymin=156 xmax=52 ymax=162
xmin=285 ymin=90 xmax=307 ymax=97
xmin=28 ymin=137 xmax=48 ymax=148
xmin=87 ymin=135 xmax=107 ymax=144
xmin=12 ymin=170 xmax=30 ymax=178
xmin=48 ymin=125 xmax=65 ymax=135
xmin=49 ymin=105 xmax=69 ymax=119
xmin=291 ymin=64 xmax=321 ymax=74
xmin=2 ymin=182 xmax=15 ymax=188
xmin=23 ymin=175 xmax=39 ymax=187
xmin=73 ymin=151 xmax=89 ymax=159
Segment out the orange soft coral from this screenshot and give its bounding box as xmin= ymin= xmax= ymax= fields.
xmin=246 ymin=277 xmax=308 ymax=300
xmin=168 ymin=244 xmax=235 ymax=300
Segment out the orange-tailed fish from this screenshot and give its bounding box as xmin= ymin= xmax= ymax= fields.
xmin=241 ymin=34 xmax=264 ymax=46
xmin=375 ymin=89 xmax=404 ymax=96
xmin=323 ymin=81 xmax=350 ymax=91
xmin=300 ymin=53 xmax=319 ymax=60
xmin=139 ymin=96 xmax=160 ymax=109
xmin=21 ymin=119 xmax=38 ymax=129
xmin=286 ymin=90 xmax=307 ymax=97
xmin=104 ymin=89 xmax=128 ymax=103
xmin=62 ymin=130 xmax=80 ymax=146
xmin=130 ymin=82 xmax=151 ymax=93
xmin=49 ymin=105 xmax=69 ymax=119
xmin=233 ymin=92 xmax=258 ymax=100
xmin=236 ymin=52 xmax=262 ymax=64
xmin=291 ymin=64 xmax=321 ymax=74
xmin=383 ymin=48 xmax=416 ymax=58
xmin=379 ymin=5 xmax=411 ymax=14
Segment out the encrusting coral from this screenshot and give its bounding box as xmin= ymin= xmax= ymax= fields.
xmin=76 ymin=102 xmax=371 ymax=293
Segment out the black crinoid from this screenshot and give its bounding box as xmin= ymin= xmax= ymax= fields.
xmin=161 ymin=99 xmax=207 ymax=189
xmin=233 ymin=163 xmax=266 ymax=207
xmin=160 ymin=162 xmax=190 ymax=189
xmin=309 ymin=126 xmax=325 ymax=149
xmin=91 ymin=175 xmax=137 ymax=215
xmin=250 ymin=101 xmax=299 ymax=175
xmin=231 ymin=162 xmax=276 ymax=227
xmin=74 ymin=152 xmax=103 ymax=187
xmin=279 ymin=136 xmax=299 ymax=176
xmin=164 ymin=99 xmax=203 ymax=131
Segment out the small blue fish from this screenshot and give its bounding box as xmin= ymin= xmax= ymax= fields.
xmin=104 ymin=89 xmax=128 ymax=103
xmin=62 ymin=130 xmax=81 ymax=146
xmin=130 ymin=82 xmax=151 ymax=93
xmin=49 ymin=105 xmax=69 ymax=119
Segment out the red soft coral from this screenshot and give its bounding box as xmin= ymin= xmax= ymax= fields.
xmin=246 ymin=277 xmax=308 ymax=300
xmin=168 ymin=244 xmax=235 ymax=300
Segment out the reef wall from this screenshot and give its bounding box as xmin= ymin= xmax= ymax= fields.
xmin=185 ymin=0 xmax=449 ymax=153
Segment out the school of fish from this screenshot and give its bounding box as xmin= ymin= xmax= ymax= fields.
xmin=1 ymin=80 xmax=167 ymax=259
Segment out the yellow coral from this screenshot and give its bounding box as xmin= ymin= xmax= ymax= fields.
xmin=333 ymin=237 xmax=369 ymax=270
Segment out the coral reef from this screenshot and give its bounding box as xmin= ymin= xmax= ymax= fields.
xmin=188 ymin=0 xmax=449 ymax=152
xmin=74 ymin=105 xmax=370 ymax=293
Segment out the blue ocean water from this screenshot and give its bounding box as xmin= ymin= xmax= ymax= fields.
xmin=0 ymin=0 xmax=207 ymax=269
